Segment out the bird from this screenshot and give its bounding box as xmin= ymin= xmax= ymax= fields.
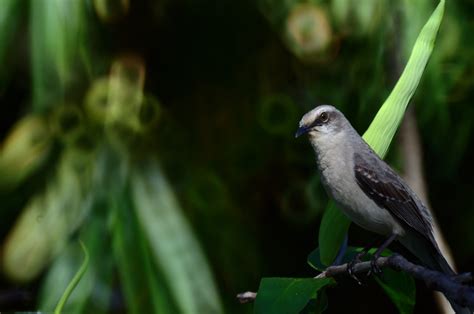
xmin=295 ymin=104 xmax=469 ymax=313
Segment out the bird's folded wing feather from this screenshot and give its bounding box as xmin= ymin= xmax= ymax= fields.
xmin=353 ymin=152 xmax=433 ymax=241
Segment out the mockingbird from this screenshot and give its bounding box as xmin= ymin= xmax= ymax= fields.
xmin=296 ymin=104 xmax=469 ymax=313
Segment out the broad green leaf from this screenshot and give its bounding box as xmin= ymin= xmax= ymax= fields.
xmin=132 ymin=203 xmax=180 ymax=314
xmin=30 ymin=0 xmax=89 ymax=112
xmin=110 ymin=191 xmax=178 ymax=314
xmin=307 ymin=248 xmax=325 ymax=272
xmin=375 ymin=269 xmax=416 ymax=314
xmin=308 ymin=246 xmax=360 ymax=272
xmin=110 ymin=195 xmax=148 ymax=314
xmin=0 ymin=0 xmax=22 ymax=84
xmin=254 ymin=278 xmax=334 ymax=314
xmin=0 ymin=114 xmax=52 ymax=190
xmin=2 ymin=148 xmax=98 ymax=281
xmin=300 ymin=289 xmax=329 ymax=314
xmin=131 ymin=158 xmax=223 ymax=314
xmin=317 ymin=201 xmax=350 ymax=266
xmin=318 ymin=0 xmax=445 ymax=266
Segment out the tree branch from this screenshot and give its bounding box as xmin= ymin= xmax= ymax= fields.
xmin=237 ymin=254 xmax=474 ymax=308
xmin=319 ymin=254 xmax=474 ymax=308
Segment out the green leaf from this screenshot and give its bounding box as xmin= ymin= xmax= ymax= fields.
xmin=0 ymin=0 xmax=22 ymax=83
xmin=318 ymin=0 xmax=445 ymax=265
xmin=317 ymin=201 xmax=350 ymax=266
xmin=362 ymin=0 xmax=446 ymax=157
xmin=131 ymin=158 xmax=223 ymax=314
xmin=2 ymin=147 xmax=97 ymax=282
xmin=254 ymin=278 xmax=334 ymax=314
xmin=300 ymin=289 xmax=329 ymax=314
xmin=133 ymin=207 xmax=180 ymax=314
xmin=375 ymin=269 xmax=416 ymax=314
xmin=30 ymin=0 xmax=89 ymax=112
xmin=110 ymin=191 xmax=179 ymax=314
xmin=307 ymin=248 xmax=325 ymax=272
xmin=308 ymin=246 xmax=361 ymax=272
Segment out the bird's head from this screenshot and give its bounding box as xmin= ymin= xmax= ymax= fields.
xmin=295 ymin=105 xmax=347 ymax=139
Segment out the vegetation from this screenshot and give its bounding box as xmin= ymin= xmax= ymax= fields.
xmin=0 ymin=0 xmax=473 ymax=313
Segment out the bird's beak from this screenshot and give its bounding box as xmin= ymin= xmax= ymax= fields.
xmin=295 ymin=126 xmax=309 ymax=138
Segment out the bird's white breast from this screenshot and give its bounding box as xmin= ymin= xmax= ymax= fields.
xmin=311 ymin=132 xmax=405 ymax=237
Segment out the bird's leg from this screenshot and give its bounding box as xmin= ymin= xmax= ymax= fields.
xmin=333 ymin=234 xmax=348 ymax=266
xmin=347 ymin=237 xmax=383 ymax=284
xmin=368 ymin=233 xmax=397 ymax=276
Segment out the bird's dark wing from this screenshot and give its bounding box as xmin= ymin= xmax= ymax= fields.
xmin=353 ymin=152 xmax=433 ymax=241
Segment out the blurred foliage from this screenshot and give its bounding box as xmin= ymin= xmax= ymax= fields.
xmin=0 ymin=0 xmax=473 ymax=313
xmin=52 ymin=241 xmax=90 ymax=314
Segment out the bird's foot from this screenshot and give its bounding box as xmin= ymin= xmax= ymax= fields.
xmin=347 ymin=252 xmax=365 ymax=285
xmin=367 ymin=257 xmax=382 ymax=276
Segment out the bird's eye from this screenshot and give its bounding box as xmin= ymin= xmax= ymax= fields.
xmin=319 ymin=112 xmax=329 ymax=123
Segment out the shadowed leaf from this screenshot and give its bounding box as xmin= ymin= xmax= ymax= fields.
xmin=254 ymin=277 xmax=334 ymax=314
xmin=375 ymin=269 xmax=416 ymax=314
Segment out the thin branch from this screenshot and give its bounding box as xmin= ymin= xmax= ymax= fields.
xmin=237 ymin=254 xmax=474 ymax=308
xmin=317 ymin=254 xmax=474 ymax=309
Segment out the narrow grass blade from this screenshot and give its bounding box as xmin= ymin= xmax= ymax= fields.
xmin=38 ymin=216 xmax=113 ymax=314
xmin=54 ymin=241 xmax=89 ymax=314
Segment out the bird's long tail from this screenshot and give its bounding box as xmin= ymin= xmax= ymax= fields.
xmin=400 ymin=232 xmax=472 ymax=314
